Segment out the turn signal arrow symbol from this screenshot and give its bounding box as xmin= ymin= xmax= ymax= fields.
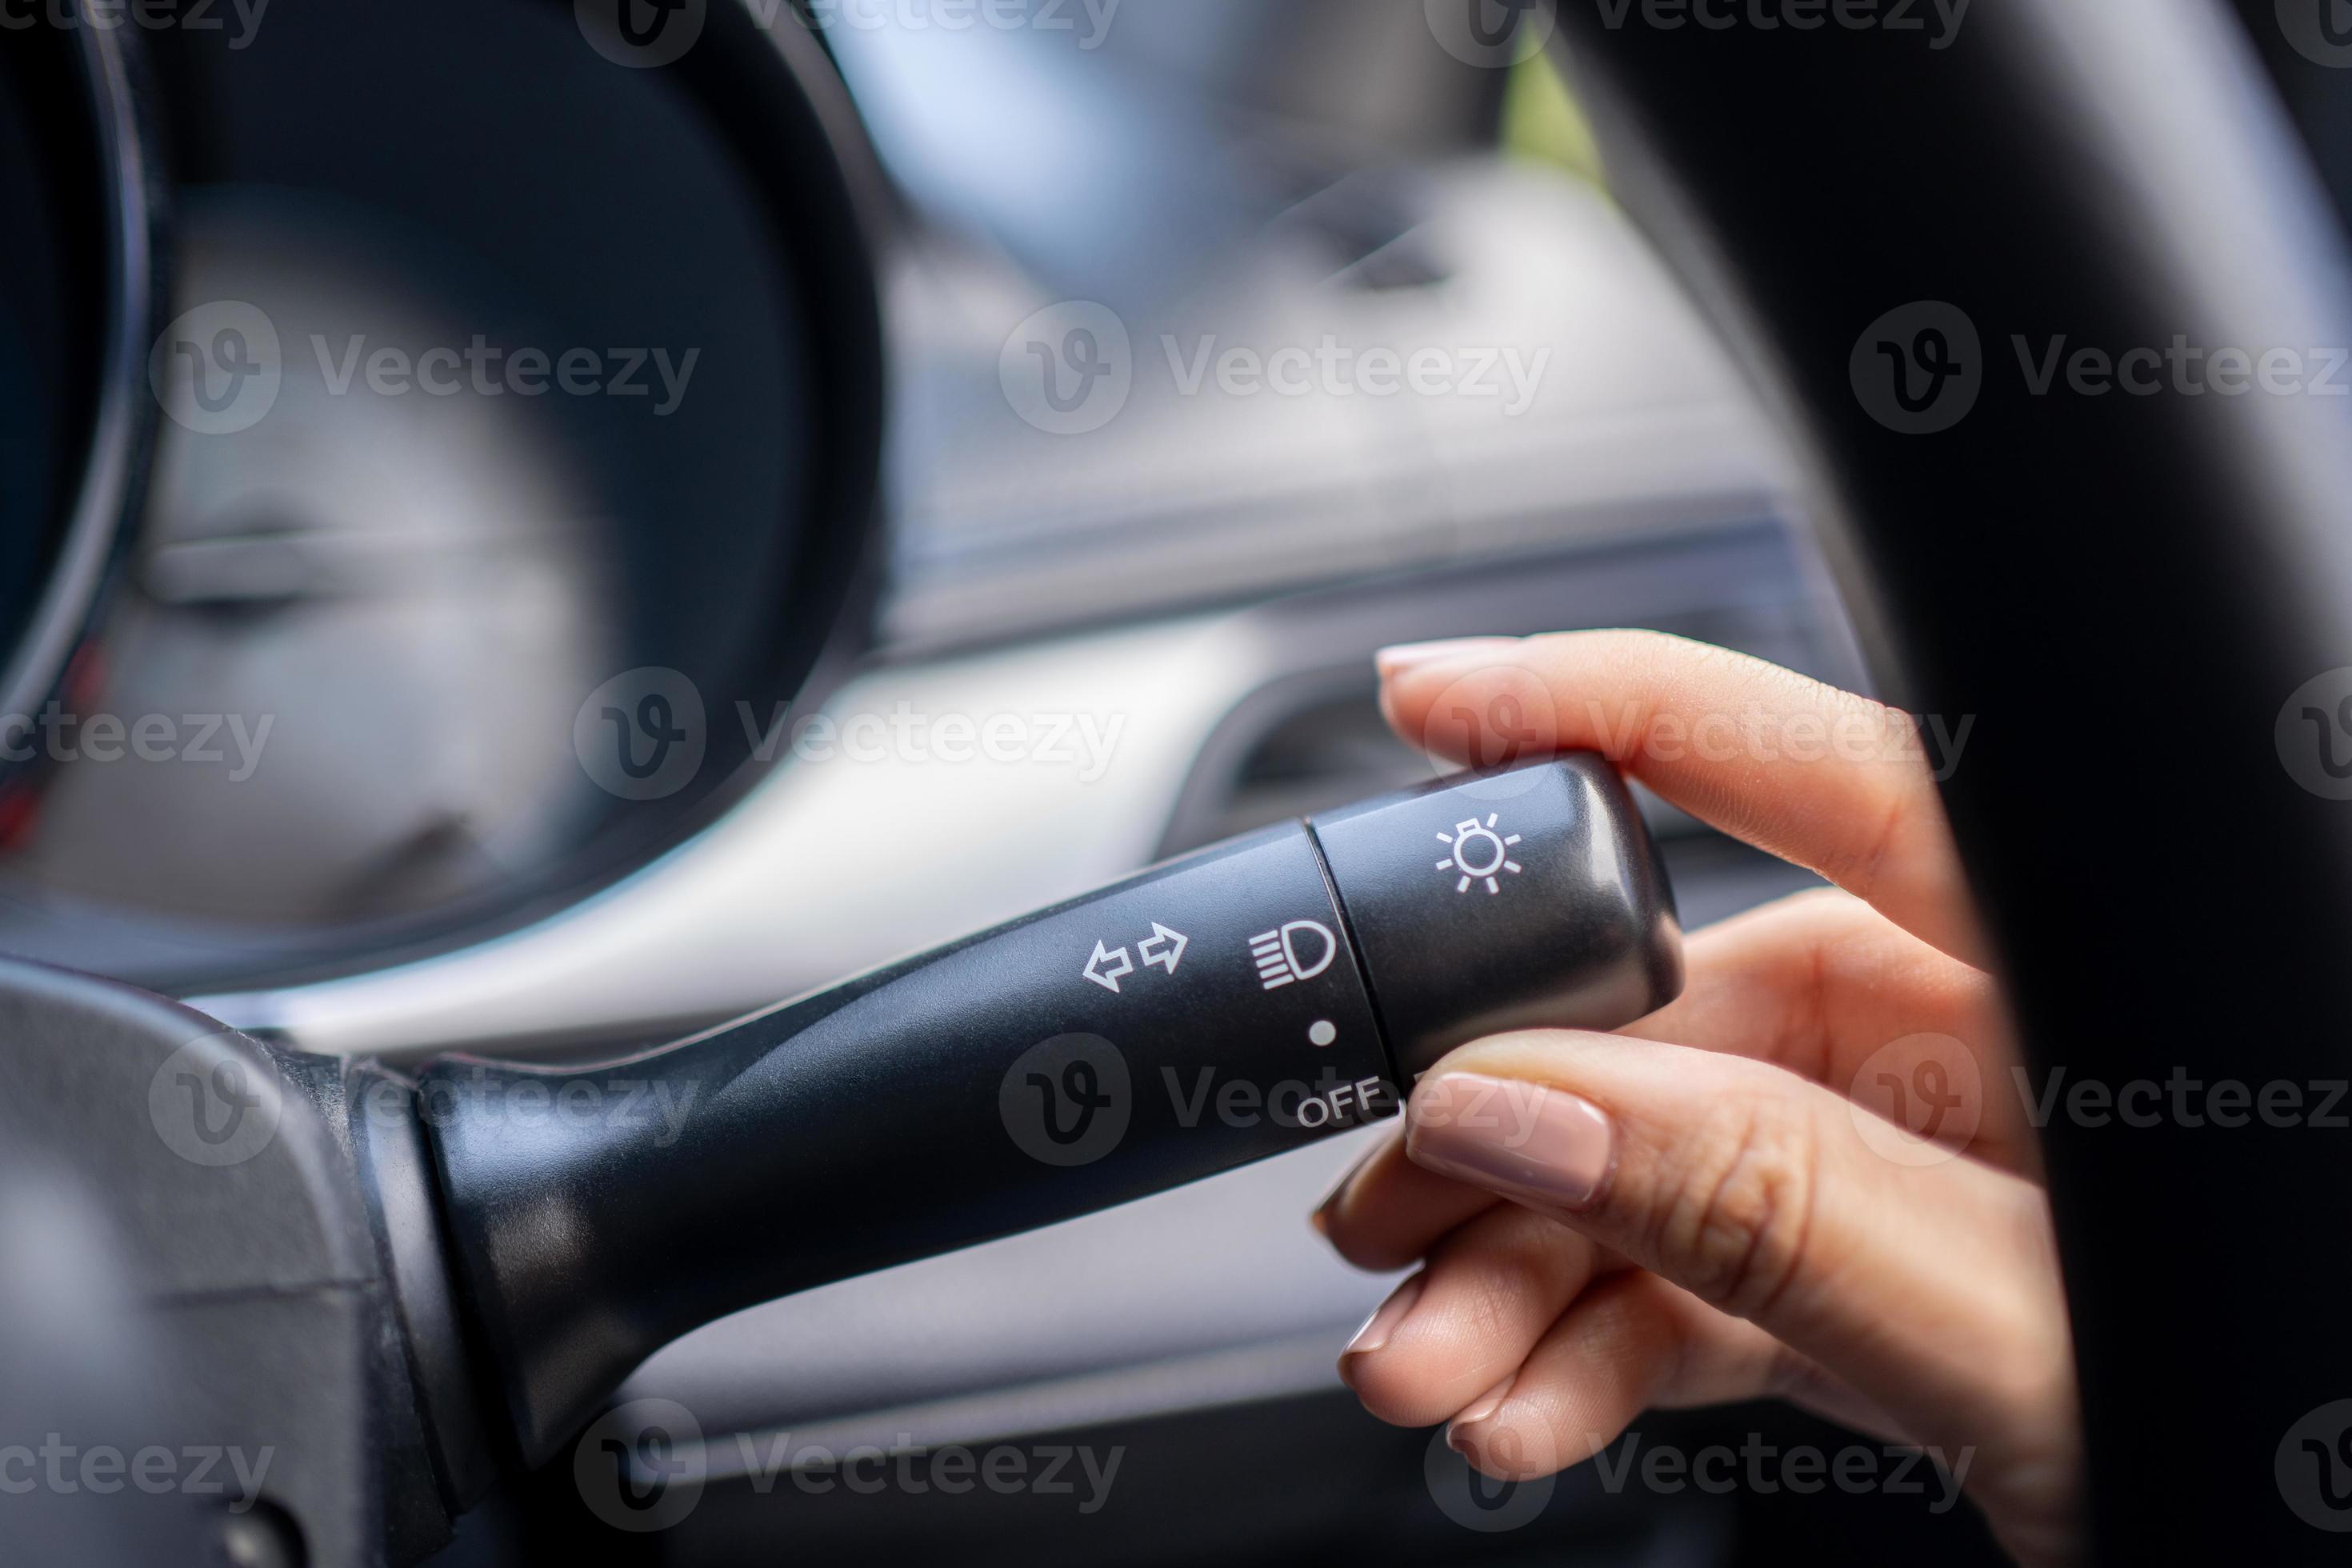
xmin=1138 ymin=923 xmax=1189 ymax=975
xmin=1082 ymin=940 xmax=1135 ymax=993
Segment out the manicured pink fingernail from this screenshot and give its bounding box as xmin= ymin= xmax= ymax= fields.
xmin=1406 ymin=1073 xmax=1615 ymax=1212
xmin=1337 ymin=1273 xmax=1425 ymax=1390
xmin=1374 ymin=638 xmax=1519 ymax=679
xmin=1446 ymin=1375 xmax=1517 ymax=1451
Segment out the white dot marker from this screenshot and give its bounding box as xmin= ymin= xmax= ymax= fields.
xmin=1307 ymin=1020 xmax=1338 ymax=1047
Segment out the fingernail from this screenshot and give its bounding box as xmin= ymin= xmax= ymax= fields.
xmin=1308 ymin=1138 xmax=1383 ymax=1240
xmin=1406 ymin=1073 xmax=1615 ymax=1212
xmin=1374 ymin=638 xmax=1519 ymax=680
xmin=1337 ymin=1272 xmax=1425 ymax=1390
xmin=1446 ymin=1375 xmax=1516 ymax=1452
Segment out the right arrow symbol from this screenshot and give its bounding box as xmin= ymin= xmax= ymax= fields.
xmin=1138 ymin=922 xmax=1189 ymax=975
xmin=1082 ymin=940 xmax=1135 ymax=993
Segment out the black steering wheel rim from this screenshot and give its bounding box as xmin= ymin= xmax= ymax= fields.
xmin=0 ymin=19 xmax=160 ymax=740
xmin=1543 ymin=0 xmax=2352 ymax=1558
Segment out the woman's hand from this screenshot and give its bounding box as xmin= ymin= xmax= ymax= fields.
xmin=1316 ymin=630 xmax=2079 ymax=1566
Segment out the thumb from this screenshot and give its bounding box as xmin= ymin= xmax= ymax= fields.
xmin=1402 ymin=1031 xmax=2071 ymax=1452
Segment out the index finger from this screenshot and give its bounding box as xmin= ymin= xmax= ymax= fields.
xmin=1378 ymin=630 xmax=1986 ymax=965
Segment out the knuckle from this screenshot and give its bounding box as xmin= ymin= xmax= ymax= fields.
xmin=1650 ymin=1092 xmax=1819 ymax=1319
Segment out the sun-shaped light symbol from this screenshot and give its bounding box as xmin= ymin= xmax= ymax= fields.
xmin=1436 ymin=814 xmax=1523 ymax=894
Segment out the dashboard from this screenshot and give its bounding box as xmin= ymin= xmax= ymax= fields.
xmin=0 ymin=0 xmax=878 ymax=993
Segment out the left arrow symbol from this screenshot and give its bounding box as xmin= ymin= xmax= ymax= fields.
xmin=1083 ymin=941 xmax=1134 ymax=993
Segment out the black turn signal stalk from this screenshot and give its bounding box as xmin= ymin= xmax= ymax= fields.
xmin=416 ymin=756 xmax=1682 ymax=1463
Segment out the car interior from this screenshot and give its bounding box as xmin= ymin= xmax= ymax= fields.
xmin=5 ymin=1 xmax=2351 ymax=1564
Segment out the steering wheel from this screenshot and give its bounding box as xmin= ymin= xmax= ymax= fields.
xmin=1542 ymin=0 xmax=2352 ymax=1559
xmin=4 ymin=2 xmax=2349 ymax=1563
xmin=0 ymin=20 xmax=155 ymax=757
